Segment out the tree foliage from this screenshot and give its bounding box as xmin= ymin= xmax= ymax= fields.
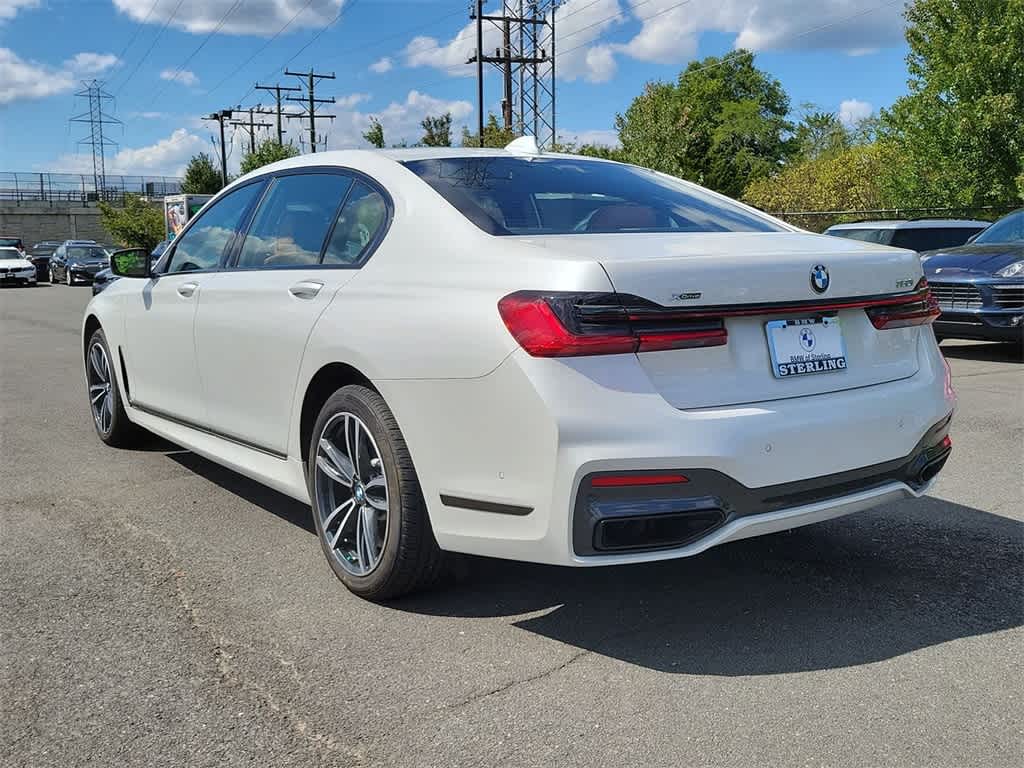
xmin=181 ymin=152 xmax=222 ymax=193
xmin=363 ymin=117 xmax=385 ymax=148
xmin=742 ymin=144 xmax=897 ymax=231
xmin=421 ymin=112 xmax=453 ymax=147
xmin=460 ymin=113 xmax=517 ymax=148
xmin=615 ymin=50 xmax=793 ymax=198
xmin=239 ymin=140 xmax=299 ymax=175
xmin=879 ymin=0 xmax=1024 ymax=206
xmin=793 ymin=107 xmax=851 ymax=162
xmin=98 ymin=195 xmax=165 ymax=252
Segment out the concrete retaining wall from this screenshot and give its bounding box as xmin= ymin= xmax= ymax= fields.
xmin=0 ymin=201 xmax=112 ymax=245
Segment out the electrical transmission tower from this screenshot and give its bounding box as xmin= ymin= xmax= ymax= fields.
xmin=69 ymin=80 xmax=122 ymax=196
xmin=468 ymin=1 xmax=557 ymax=148
xmin=284 ymin=69 xmax=336 ymax=153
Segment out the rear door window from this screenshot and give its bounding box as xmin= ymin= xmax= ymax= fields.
xmin=236 ymin=173 xmax=353 ymax=268
xmin=322 ymin=182 xmax=389 ymax=265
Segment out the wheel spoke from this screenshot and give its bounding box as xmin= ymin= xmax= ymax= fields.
xmin=317 ymin=438 xmax=354 ymax=486
xmin=90 ymin=346 xmax=106 ymax=380
xmin=101 ymin=397 xmax=111 ymax=433
xmin=363 ymin=476 xmax=388 ymax=511
xmin=322 ymin=498 xmax=355 ymax=531
xmin=345 ymin=415 xmax=362 ymax=481
xmin=329 ymin=502 xmax=357 ymax=548
xmin=90 ymin=388 xmax=106 ymax=404
xmin=360 ymin=506 xmax=379 ymax=568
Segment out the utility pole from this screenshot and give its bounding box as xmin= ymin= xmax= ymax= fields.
xmin=203 ymin=109 xmax=233 ymax=188
xmin=229 ymin=107 xmax=274 ymax=154
xmin=284 ymin=69 xmax=336 ymax=153
xmin=254 ymin=82 xmax=303 ymax=144
xmin=467 ymin=1 xmax=558 ymax=148
xmin=69 ymin=80 xmax=121 ymax=197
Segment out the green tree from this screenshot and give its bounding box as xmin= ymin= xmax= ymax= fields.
xmin=615 ymin=50 xmax=793 ymax=197
xmin=421 ymin=112 xmax=453 ymax=147
xmin=742 ymin=144 xmax=895 ymax=231
xmin=879 ymin=0 xmax=1024 ymax=206
xmin=239 ymin=139 xmax=299 ymax=175
xmin=180 ymin=152 xmax=222 ymax=193
xmin=98 ymin=195 xmax=165 ymax=252
xmin=460 ymin=113 xmax=517 ymax=148
xmin=793 ymin=107 xmax=851 ymax=161
xmin=363 ymin=117 xmax=385 ymax=148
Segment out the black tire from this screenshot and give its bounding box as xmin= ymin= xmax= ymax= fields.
xmin=85 ymin=328 xmax=142 ymax=447
xmin=307 ymin=385 xmax=445 ymax=600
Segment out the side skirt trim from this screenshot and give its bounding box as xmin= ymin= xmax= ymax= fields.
xmin=129 ymin=400 xmax=288 ymax=460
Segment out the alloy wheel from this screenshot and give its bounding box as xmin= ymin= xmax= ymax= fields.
xmin=87 ymin=341 xmax=113 ymax=435
xmin=314 ymin=412 xmax=389 ymax=577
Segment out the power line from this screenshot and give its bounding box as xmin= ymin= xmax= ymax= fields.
xmin=111 ymin=0 xmax=162 ymax=65
xmin=254 ymin=83 xmax=305 ymax=144
xmin=284 ymin=69 xmax=337 ymax=153
xmin=229 ymin=108 xmax=275 ymax=154
xmin=113 ymin=0 xmax=186 ymax=97
xmin=205 ymin=0 xmax=318 ymax=98
xmin=136 ymin=0 xmax=244 ymax=114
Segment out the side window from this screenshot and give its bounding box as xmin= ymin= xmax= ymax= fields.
xmin=237 ymin=173 xmax=352 ymax=268
xmin=322 ymin=182 xmax=388 ymax=266
xmin=164 ymin=182 xmax=265 ymax=274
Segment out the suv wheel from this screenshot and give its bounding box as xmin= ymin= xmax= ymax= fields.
xmin=308 ymin=386 xmax=445 ymax=600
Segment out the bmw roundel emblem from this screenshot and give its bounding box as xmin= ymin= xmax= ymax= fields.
xmin=810 ymin=264 xmax=830 ymax=294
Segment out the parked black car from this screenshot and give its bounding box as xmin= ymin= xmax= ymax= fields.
xmin=922 ymin=209 xmax=1024 ymax=344
xmin=29 ymin=240 xmax=62 ymax=281
xmin=91 ymin=239 xmax=170 ymax=295
xmin=48 ymin=241 xmax=110 ymax=285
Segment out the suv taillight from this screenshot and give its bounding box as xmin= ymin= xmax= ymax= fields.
xmin=864 ymin=278 xmax=940 ymax=330
xmin=498 ymin=291 xmax=727 ymax=357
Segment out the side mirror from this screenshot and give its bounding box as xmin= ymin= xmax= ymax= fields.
xmin=110 ymin=248 xmax=151 ymax=278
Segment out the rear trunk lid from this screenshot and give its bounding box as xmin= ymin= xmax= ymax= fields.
xmin=518 ymin=232 xmax=927 ymax=409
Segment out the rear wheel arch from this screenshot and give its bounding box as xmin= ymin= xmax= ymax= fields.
xmin=299 ymin=362 xmax=377 ymax=465
xmin=83 ymin=314 xmax=102 ymax=361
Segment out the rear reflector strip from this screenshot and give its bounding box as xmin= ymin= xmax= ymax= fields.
xmin=591 ymin=473 xmax=689 ymax=487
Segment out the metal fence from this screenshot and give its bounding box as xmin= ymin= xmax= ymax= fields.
xmin=0 ymin=172 xmax=183 ymax=204
xmin=769 ymin=205 xmax=1021 ymax=232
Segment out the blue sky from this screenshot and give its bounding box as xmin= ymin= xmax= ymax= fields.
xmin=0 ymin=0 xmax=912 ymax=178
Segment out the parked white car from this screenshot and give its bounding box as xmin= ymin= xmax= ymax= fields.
xmin=83 ymin=145 xmax=956 ymax=599
xmin=0 ymin=246 xmax=38 ymax=286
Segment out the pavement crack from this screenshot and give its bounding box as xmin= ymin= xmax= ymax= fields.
xmin=443 ymin=647 xmax=592 ymax=712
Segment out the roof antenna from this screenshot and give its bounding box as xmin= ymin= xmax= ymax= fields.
xmin=504 ymin=135 xmax=541 ymax=156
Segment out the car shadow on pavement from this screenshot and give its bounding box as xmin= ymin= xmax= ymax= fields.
xmin=161 ymin=450 xmax=1022 ymax=676
xmin=940 ymin=341 xmax=1022 ymax=363
xmin=396 ymin=496 xmax=1023 ymax=676
xmin=169 ymin=451 xmax=317 ymax=535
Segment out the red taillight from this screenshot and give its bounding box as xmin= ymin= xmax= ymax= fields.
xmin=591 ymin=473 xmax=689 ymax=487
xmin=865 ymin=278 xmax=941 ymax=330
xmin=497 ymin=291 xmax=728 ymax=358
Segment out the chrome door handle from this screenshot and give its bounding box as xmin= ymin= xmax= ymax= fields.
xmin=289 ymin=280 xmax=324 ymax=299
xmin=177 ymin=282 xmax=198 ymax=298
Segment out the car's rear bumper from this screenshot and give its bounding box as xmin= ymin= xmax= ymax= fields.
xmin=380 ymin=331 xmax=956 ymax=566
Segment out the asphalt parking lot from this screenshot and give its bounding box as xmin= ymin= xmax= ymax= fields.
xmin=2 ymin=284 xmax=1022 ymax=768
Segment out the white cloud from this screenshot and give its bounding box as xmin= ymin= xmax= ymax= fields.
xmin=322 ymin=90 xmax=473 ymax=149
xmin=336 ymin=92 xmax=370 ymax=108
xmin=160 ymin=68 xmax=199 ymax=87
xmin=0 ymin=0 xmax=39 ymax=22
xmin=48 ymin=129 xmax=209 ymax=176
xmin=0 ymin=47 xmax=120 ymax=105
xmin=838 ymin=98 xmax=872 ymax=127
xmin=369 ymin=56 xmax=393 ymax=74
xmin=112 ymin=0 xmax=345 ymax=36
xmin=66 ymin=52 xmax=120 ymax=75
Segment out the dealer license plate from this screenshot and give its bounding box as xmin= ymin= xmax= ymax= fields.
xmin=766 ymin=316 xmax=848 ymax=379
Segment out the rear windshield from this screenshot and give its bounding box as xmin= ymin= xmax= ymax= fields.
xmin=401 ymin=156 xmax=783 ymax=236
xmin=828 ymin=226 xmax=985 ymax=251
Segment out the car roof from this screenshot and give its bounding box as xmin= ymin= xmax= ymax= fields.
xmin=826 ymin=219 xmax=991 ymax=230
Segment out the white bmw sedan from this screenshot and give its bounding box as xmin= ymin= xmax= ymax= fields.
xmin=84 ymin=146 xmax=955 ymax=599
